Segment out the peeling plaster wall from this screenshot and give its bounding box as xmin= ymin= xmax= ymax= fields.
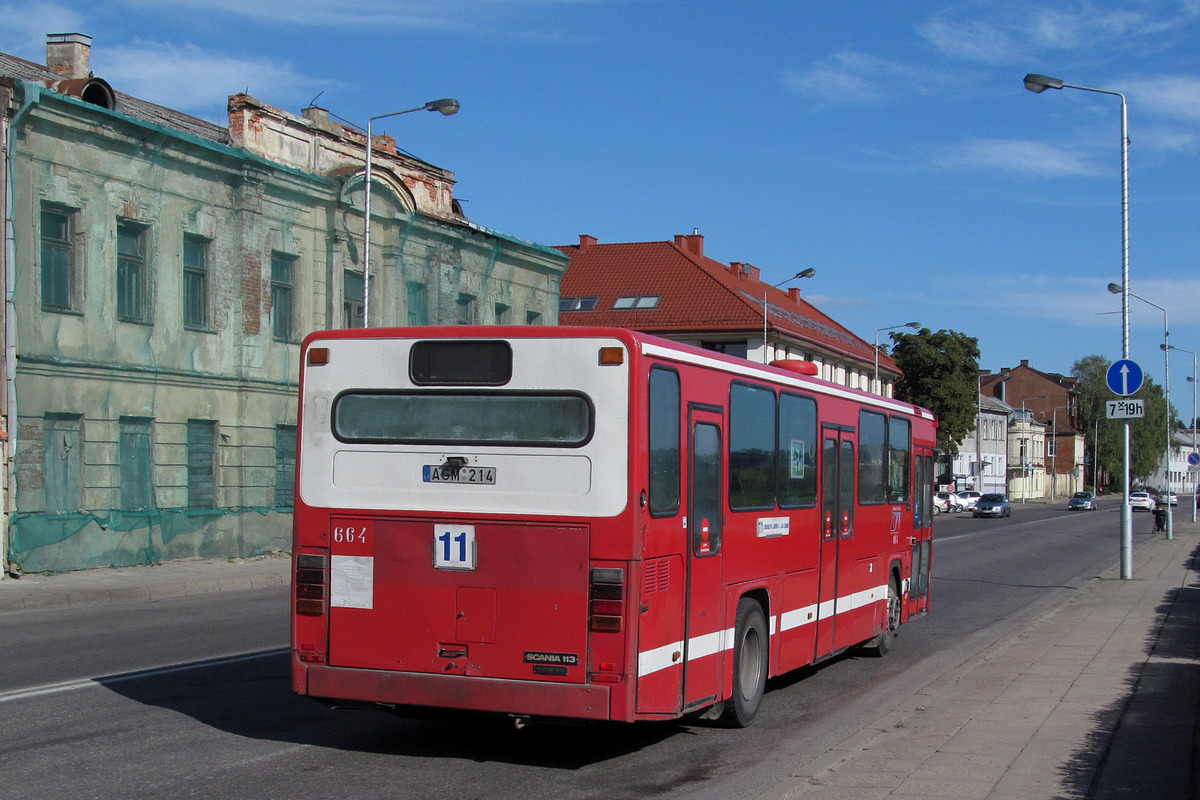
xmin=8 ymin=89 xmax=567 ymax=573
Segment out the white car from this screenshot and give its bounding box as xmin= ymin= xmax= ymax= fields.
xmin=956 ymin=490 xmax=981 ymax=510
xmin=1129 ymin=491 xmax=1156 ymax=512
xmin=937 ymin=491 xmax=966 ymax=512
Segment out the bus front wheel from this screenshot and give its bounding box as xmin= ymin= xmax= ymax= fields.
xmin=720 ymin=598 xmax=768 ymax=728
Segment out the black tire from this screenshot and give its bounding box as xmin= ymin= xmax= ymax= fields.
xmin=864 ymin=575 xmax=901 ymax=657
xmin=719 ymin=599 xmax=768 ymax=727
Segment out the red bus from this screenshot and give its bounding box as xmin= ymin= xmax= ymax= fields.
xmin=291 ymin=326 xmax=936 ymax=727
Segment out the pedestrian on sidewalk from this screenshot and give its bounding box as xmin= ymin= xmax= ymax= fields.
xmin=1153 ymin=504 xmax=1167 ymax=532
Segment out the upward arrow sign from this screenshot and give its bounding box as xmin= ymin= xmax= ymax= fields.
xmin=1107 ymin=359 xmax=1143 ymax=397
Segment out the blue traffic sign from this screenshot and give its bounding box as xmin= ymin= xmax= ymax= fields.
xmin=1106 ymin=359 xmax=1143 ymax=397
xmin=1189 ymin=452 xmax=1200 ymax=467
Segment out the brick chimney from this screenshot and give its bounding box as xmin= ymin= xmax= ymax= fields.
xmin=578 ymin=234 xmax=597 ymax=250
xmin=46 ymin=33 xmax=91 ymax=80
xmin=788 ymin=287 xmax=800 ymax=303
xmin=673 ymin=231 xmax=704 ymax=257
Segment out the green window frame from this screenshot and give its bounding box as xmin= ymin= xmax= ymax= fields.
xmin=40 ymin=206 xmax=76 ymax=312
xmin=117 ymin=222 xmax=149 ymax=322
xmin=183 ymin=235 xmax=209 ymax=329
xmin=271 ymin=252 xmax=295 ymax=342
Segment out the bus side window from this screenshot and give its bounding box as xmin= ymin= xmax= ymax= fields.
xmin=778 ymin=393 xmax=817 ymax=508
xmin=648 ymin=367 xmax=681 ymax=516
xmin=888 ymin=416 xmax=911 ymax=504
xmin=858 ymin=410 xmax=887 ymax=505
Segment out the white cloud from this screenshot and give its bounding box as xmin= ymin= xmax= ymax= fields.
xmin=0 ymin=2 xmax=87 ymax=57
xmin=114 ymin=0 xmax=604 ymax=35
xmin=1124 ymin=75 xmax=1200 ymax=122
xmin=934 ymin=138 xmax=1100 ymax=178
xmin=918 ymin=3 xmax=1189 ymax=64
xmin=94 ymin=41 xmax=336 ymax=116
xmin=919 ymin=273 xmax=1200 ymax=328
xmin=784 ymin=50 xmax=962 ymax=104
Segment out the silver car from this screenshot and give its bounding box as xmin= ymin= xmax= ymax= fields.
xmin=973 ymin=493 xmax=1011 ymax=518
xmin=1068 ymin=491 xmax=1096 ymax=511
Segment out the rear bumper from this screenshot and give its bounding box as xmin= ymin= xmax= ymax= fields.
xmin=301 ymin=663 xmax=613 ymax=721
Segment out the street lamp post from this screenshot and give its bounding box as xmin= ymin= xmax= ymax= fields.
xmin=873 ymin=322 xmax=920 ymax=395
xmin=1112 ymin=283 xmax=1172 ymax=538
xmin=1166 ymin=344 xmax=1197 ymax=523
xmin=363 ymin=98 xmax=460 ymax=328
xmin=761 ymin=268 xmax=816 ymax=363
xmin=1025 ymin=72 xmax=1133 ymax=579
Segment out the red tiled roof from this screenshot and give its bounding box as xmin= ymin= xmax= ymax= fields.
xmin=556 ymin=236 xmax=895 ymax=371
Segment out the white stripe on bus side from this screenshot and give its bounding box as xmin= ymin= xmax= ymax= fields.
xmin=636 ymin=582 xmax=890 ymax=678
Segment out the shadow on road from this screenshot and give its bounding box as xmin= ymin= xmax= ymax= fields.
xmin=98 ymin=650 xmax=692 ymax=768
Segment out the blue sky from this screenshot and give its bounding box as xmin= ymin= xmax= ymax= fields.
xmin=5 ymin=1 xmax=1200 ymax=418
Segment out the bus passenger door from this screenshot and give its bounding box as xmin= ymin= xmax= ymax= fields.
xmin=682 ymin=407 xmax=725 ymax=713
xmin=909 ymin=448 xmax=934 ymax=616
xmin=815 ymin=426 xmax=855 ymax=658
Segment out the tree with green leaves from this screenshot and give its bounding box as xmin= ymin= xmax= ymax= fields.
xmin=889 ymin=328 xmax=981 ymax=458
xmin=1072 ymin=354 xmax=1177 ymax=491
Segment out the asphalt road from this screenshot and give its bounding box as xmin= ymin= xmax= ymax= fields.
xmin=0 ymin=499 xmax=1136 ymax=800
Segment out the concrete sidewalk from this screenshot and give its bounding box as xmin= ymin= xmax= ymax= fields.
xmin=0 ymin=552 xmax=290 ymax=612
xmin=761 ymin=515 xmax=1200 ymax=800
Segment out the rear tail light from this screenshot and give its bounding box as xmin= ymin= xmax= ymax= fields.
xmin=295 ymin=552 xmax=328 ymax=616
xmin=589 ymin=567 xmax=624 ymax=632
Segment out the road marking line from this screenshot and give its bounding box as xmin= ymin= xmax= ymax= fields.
xmin=0 ymin=647 xmax=288 ymax=704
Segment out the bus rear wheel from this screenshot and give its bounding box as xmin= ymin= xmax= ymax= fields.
xmin=863 ymin=575 xmax=901 ymax=657
xmin=720 ymin=598 xmax=768 ymax=728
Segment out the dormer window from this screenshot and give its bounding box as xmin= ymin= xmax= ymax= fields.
xmin=560 ymin=296 xmax=599 ymax=312
xmin=612 ymin=295 xmax=660 ymax=310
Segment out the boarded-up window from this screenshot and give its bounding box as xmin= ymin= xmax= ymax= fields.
xmin=275 ymin=424 xmax=296 ymax=508
xmin=120 ymin=417 xmax=154 ymax=510
xmin=187 ymin=419 xmax=217 ymax=508
xmin=44 ymin=414 xmax=83 ymax=512
xmin=406 ymin=282 xmax=427 ymax=325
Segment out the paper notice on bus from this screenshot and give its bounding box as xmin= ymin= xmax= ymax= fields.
xmin=757 ymin=517 xmax=790 ymax=538
xmin=330 ymin=555 xmax=374 ymax=609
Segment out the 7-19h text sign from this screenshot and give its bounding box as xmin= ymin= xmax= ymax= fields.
xmin=1106 ymin=399 xmax=1145 ymax=419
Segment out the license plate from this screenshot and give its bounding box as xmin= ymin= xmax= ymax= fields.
xmin=423 ymin=465 xmax=496 ymax=484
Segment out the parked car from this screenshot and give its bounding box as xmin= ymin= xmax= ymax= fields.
xmin=1129 ymin=491 xmax=1157 ymax=512
xmin=974 ymin=493 xmax=1011 ymax=518
xmin=1068 ymin=491 xmax=1097 ymax=511
xmin=956 ymin=490 xmax=981 ymax=510
xmin=1161 ymin=491 xmax=1179 ymax=506
xmin=932 ymin=493 xmax=950 ymax=515
xmin=937 ymin=491 xmax=965 ymax=512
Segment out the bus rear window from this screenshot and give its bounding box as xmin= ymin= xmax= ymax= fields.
xmin=410 ymin=340 xmax=512 ymax=385
xmin=332 ymin=392 xmax=593 ymax=446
